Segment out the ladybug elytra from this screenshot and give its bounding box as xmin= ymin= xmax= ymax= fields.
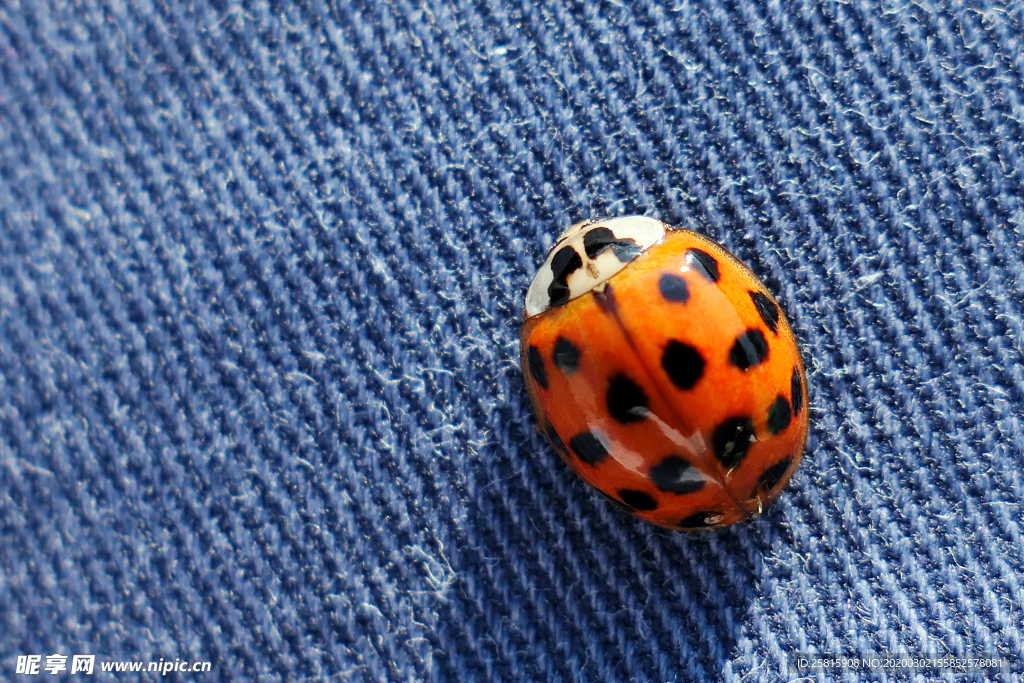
xmin=521 ymin=216 xmax=808 ymax=530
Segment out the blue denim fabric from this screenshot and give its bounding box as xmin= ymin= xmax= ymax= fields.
xmin=1 ymin=0 xmax=1023 ymax=681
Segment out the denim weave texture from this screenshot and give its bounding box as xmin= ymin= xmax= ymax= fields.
xmin=2 ymin=0 xmax=1024 ymax=681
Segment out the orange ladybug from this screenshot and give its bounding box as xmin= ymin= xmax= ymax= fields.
xmin=520 ymin=216 xmax=808 ymax=530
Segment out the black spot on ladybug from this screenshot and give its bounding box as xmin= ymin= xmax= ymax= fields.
xmin=659 ymin=273 xmax=690 ymax=302
xmin=527 ymin=345 xmax=548 ymax=390
xmin=568 ymin=431 xmax=609 ymax=465
xmin=791 ymin=368 xmax=804 ymax=416
xmin=712 ymin=416 xmax=756 ymax=469
xmin=619 ymin=489 xmax=658 ymax=511
xmin=766 ymin=395 xmax=792 ymax=434
xmin=553 ymin=336 xmax=581 ymax=373
xmin=614 ymin=243 xmax=643 ymax=262
xmin=547 ymin=245 xmax=583 ymax=308
xmin=584 ymin=227 xmax=643 ymax=262
xmin=678 ymin=512 xmax=719 ymax=529
xmin=750 ymin=291 xmax=780 ymax=334
xmin=685 ymin=248 xmax=720 ymax=282
xmin=548 ymin=284 xmax=571 ymax=309
xmin=729 ymin=329 xmax=769 ymax=370
xmin=548 ymin=282 xmax=570 ymax=309
xmin=756 ymin=458 xmax=793 ymax=493
xmin=551 ymin=245 xmax=583 ymax=279
xmin=649 ymin=455 xmax=705 ymax=494
xmin=593 ymin=284 xmax=617 ymax=314
xmin=606 ymin=374 xmax=649 ymax=423
xmin=662 ymin=340 xmax=705 ymax=390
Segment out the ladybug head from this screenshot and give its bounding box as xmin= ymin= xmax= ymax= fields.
xmin=524 ymin=215 xmax=667 ymax=317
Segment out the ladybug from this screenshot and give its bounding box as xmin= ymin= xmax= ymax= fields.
xmin=520 ymin=216 xmax=808 ymax=530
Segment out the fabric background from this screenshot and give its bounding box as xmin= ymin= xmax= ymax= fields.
xmin=2 ymin=0 xmax=1023 ymax=681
